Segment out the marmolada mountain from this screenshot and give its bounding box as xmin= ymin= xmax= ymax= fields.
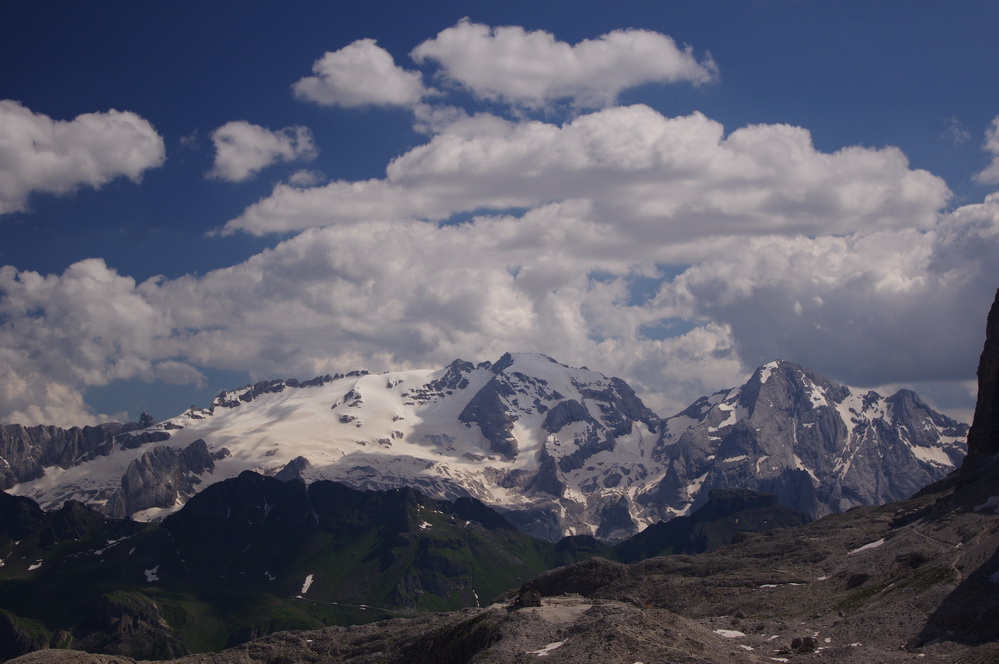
xmin=1 ymin=289 xmax=997 ymax=663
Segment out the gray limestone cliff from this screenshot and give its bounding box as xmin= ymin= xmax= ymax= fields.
xmin=0 ymin=415 xmax=163 ymax=490
xmin=964 ymin=288 xmax=999 ymax=465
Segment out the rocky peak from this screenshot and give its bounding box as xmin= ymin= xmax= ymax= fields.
xmin=964 ymin=288 xmax=999 ymax=463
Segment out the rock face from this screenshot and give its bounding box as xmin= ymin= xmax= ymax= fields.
xmin=649 ymin=360 xmax=967 ymax=520
xmin=964 ymin=287 xmax=999 ymax=463
xmin=103 ymin=439 xmax=229 ymax=518
xmin=0 ymin=418 xmax=162 ymax=490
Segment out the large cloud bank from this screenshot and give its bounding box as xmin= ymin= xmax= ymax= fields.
xmin=1 ymin=21 xmax=996 ymax=427
xmin=3 ymin=190 xmax=997 ymax=427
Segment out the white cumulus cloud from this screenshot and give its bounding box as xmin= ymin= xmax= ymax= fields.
xmin=410 ymin=19 xmax=717 ymax=109
xmin=0 ymin=100 xmax=165 ymax=215
xmin=207 ymin=121 xmax=318 ymax=183
xmin=292 ymin=38 xmax=432 ymax=108
xmin=221 ymin=105 xmax=949 ymax=237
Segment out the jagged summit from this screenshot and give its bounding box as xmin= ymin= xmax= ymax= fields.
xmin=4 ymin=353 xmax=966 ymax=541
xmin=650 ymin=358 xmax=967 ymax=519
xmin=965 ymin=288 xmax=999 ymax=465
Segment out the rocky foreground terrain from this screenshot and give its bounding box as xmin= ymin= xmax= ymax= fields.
xmin=8 ymin=288 xmax=999 ymax=664
xmin=9 ymin=459 xmax=999 ymax=664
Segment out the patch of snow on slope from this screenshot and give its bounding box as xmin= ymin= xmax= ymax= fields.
xmin=834 ymin=393 xmax=863 ymax=433
xmin=710 ymin=399 xmax=740 ymax=431
xmin=713 ymin=629 xmax=746 ymax=638
xmin=527 ymin=640 xmax=566 ymax=656
xmin=300 ymin=574 xmax=314 ymax=595
xmin=848 ymin=539 xmax=886 ymax=555
xmin=793 ymin=454 xmax=819 ymax=483
xmin=910 ymin=444 xmax=955 ymax=467
xmin=758 ymin=361 xmax=779 ymax=384
xmin=687 ymin=470 xmax=709 ymax=498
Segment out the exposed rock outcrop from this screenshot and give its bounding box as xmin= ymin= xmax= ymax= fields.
xmin=964 ymin=287 xmax=999 ymax=464
xmin=103 ymin=439 xmax=227 ymax=518
xmin=0 ymin=416 xmax=157 ymax=490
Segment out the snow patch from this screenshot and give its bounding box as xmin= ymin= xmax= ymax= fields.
xmin=686 ymin=471 xmax=709 ymax=498
xmin=419 ymin=520 xmax=432 ymax=530
xmin=144 ymin=565 xmax=160 ymax=582
xmin=911 ymin=444 xmax=956 ymax=468
xmin=758 ymin=361 xmax=779 ymax=384
xmin=27 ymin=561 xmax=42 ymax=571
xmin=300 ymin=573 xmax=314 ymax=595
xmin=848 ymin=538 xmax=886 ymax=555
xmin=974 ymin=496 xmax=999 ymax=513
xmin=713 ymin=629 xmax=745 ymax=638
xmin=527 ymin=640 xmax=566 ymax=656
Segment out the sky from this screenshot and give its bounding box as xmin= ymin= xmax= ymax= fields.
xmin=2 ymin=0 xmax=998 ymax=427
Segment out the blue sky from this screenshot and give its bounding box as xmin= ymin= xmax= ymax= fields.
xmin=2 ymin=0 xmax=998 ymax=426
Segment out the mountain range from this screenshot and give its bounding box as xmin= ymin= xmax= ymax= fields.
xmin=1 ymin=286 xmax=997 ymax=663
xmin=2 ymin=354 xmax=967 ymax=542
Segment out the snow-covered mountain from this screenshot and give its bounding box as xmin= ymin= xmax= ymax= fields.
xmin=3 ymin=354 xmax=967 ymax=541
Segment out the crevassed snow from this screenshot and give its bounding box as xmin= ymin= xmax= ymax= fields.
xmin=848 ymin=539 xmax=886 ymax=555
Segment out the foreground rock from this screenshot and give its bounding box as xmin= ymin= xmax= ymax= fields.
xmin=13 ymin=458 xmax=999 ymax=663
